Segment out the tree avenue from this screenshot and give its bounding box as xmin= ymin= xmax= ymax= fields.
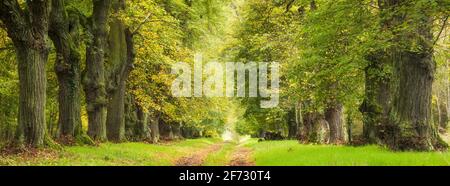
xmin=0 ymin=0 xmax=449 ymax=154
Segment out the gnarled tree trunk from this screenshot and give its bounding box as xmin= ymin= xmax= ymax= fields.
xmin=1 ymin=0 xmax=51 ymax=147
xmin=383 ymin=0 xmax=447 ymax=150
xmin=325 ymin=103 xmax=344 ymax=144
xmin=84 ymin=0 xmax=111 ymax=141
xmin=105 ymin=0 xmax=136 ymax=142
xmin=49 ymin=0 xmax=83 ymax=139
xmin=389 ymin=50 xmax=446 ymax=150
xmin=300 ymin=111 xmax=329 ymax=144
xmin=360 ymin=53 xmax=391 ymax=144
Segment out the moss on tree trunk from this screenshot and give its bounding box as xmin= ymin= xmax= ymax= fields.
xmin=84 ymin=0 xmax=111 ymax=142
xmin=49 ymin=0 xmax=83 ymax=140
xmin=1 ymin=0 xmax=51 ymax=147
xmin=360 ymin=55 xmax=391 ymax=144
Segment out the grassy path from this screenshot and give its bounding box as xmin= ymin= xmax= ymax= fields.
xmin=202 ymin=142 xmax=236 ymax=166
xmin=201 ymin=141 xmax=255 ymax=166
xmin=228 ymin=147 xmax=254 ymax=166
xmin=3 ymin=138 xmax=450 ymax=166
xmin=175 ymin=142 xmax=224 ymax=166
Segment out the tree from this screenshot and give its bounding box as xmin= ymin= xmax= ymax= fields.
xmin=325 ymin=103 xmax=344 ymax=144
xmin=49 ymin=0 xmax=84 ymax=140
xmin=0 ymin=0 xmax=51 ymax=147
xmin=382 ymin=0 xmax=447 ymax=150
xmin=105 ymin=0 xmax=133 ymax=142
xmin=84 ymin=0 xmax=111 ymax=141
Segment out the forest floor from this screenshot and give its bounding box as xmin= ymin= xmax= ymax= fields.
xmin=2 ymin=138 xmax=450 ymax=166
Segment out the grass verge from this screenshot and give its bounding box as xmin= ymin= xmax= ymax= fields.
xmin=245 ymin=139 xmax=450 ymax=166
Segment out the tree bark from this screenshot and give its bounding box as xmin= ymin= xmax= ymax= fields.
xmin=287 ymin=108 xmax=297 ymax=139
xmin=172 ymin=122 xmax=183 ymax=139
xmin=0 ymin=0 xmax=51 ymax=147
xmin=124 ymin=93 xmax=137 ymax=139
xmin=299 ymin=111 xmax=313 ymax=143
xmin=360 ymin=54 xmax=391 ymax=144
xmin=15 ymin=45 xmax=48 ymax=147
xmin=159 ymin=120 xmax=174 ymax=140
xmin=445 ymin=59 xmax=450 ymax=131
xmin=388 ymin=49 xmax=446 ymax=150
xmin=149 ymin=113 xmax=160 ymax=143
xmin=124 ymin=93 xmax=151 ymax=141
xmin=346 ymin=111 xmax=353 ymax=143
xmin=300 ymin=111 xmax=329 ymax=144
xmin=49 ymin=0 xmax=83 ymax=139
xmin=295 ymin=102 xmax=304 ymax=140
xmin=135 ymin=105 xmax=151 ymax=140
xmin=325 ymin=103 xmax=345 ymax=144
xmin=84 ymin=0 xmax=111 ymax=142
xmin=105 ymin=0 xmax=136 ymax=142
xmin=384 ymin=0 xmax=447 ymax=150
xmin=439 ymin=101 xmax=448 ymax=131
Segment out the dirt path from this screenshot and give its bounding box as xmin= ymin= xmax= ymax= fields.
xmin=228 ymin=147 xmax=255 ymax=166
xmin=175 ymin=143 xmax=223 ymax=166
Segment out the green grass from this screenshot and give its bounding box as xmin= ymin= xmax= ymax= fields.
xmin=203 ymin=142 xmax=236 ymax=166
xmin=0 ymin=138 xmax=220 ymax=166
xmin=3 ymin=138 xmax=450 ymax=166
xmin=245 ymin=139 xmax=450 ymax=166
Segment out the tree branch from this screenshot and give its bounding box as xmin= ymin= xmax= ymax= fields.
xmin=434 ymin=16 xmax=449 ymax=46
xmin=0 ymin=0 xmax=27 ymax=42
xmin=132 ymin=13 xmax=152 ymax=35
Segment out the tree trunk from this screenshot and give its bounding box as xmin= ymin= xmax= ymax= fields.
xmin=124 ymin=93 xmax=137 ymax=139
xmin=299 ymin=111 xmax=314 ymax=143
xmin=439 ymin=101 xmax=448 ymax=131
xmin=105 ymin=1 xmax=127 ymax=142
xmin=300 ymin=111 xmax=329 ymax=144
xmin=182 ymin=126 xmax=196 ymax=139
xmin=15 ymin=46 xmax=48 ymax=147
xmin=295 ymin=102 xmax=304 ymax=140
xmin=105 ymin=29 xmax=135 ymax=141
xmin=149 ymin=114 xmax=160 ymax=143
xmin=389 ymin=50 xmax=446 ymax=150
xmin=159 ymin=120 xmax=174 ymax=140
xmin=172 ymin=122 xmax=183 ymax=139
xmin=347 ymin=112 xmax=353 ymax=143
xmin=1 ymin=0 xmax=51 ymax=147
xmin=135 ymin=106 xmax=151 ymax=140
xmin=360 ymin=53 xmax=391 ymax=144
xmin=105 ymin=0 xmax=136 ymax=142
xmin=49 ymin=0 xmax=83 ymax=139
xmin=445 ymin=59 xmax=450 ymax=131
xmin=106 ymin=77 xmax=126 ymax=142
xmin=383 ymin=0 xmax=447 ymax=151
xmin=287 ymin=108 xmax=297 ymax=139
xmin=84 ymin=0 xmax=111 ymax=142
xmin=435 ymin=95 xmax=442 ymax=129
xmin=325 ymin=103 xmax=344 ymax=144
